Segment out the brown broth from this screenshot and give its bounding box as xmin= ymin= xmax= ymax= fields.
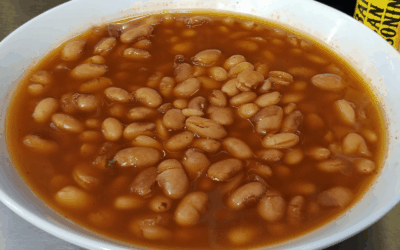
xmin=6 ymin=11 xmax=386 ymax=249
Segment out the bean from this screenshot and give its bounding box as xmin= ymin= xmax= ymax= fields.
xmin=171 ymin=41 xmax=195 ymax=54
xmin=55 ymin=186 xmax=96 ymax=212
xmin=248 ymin=162 xmax=273 ymax=179
xmin=30 ymin=70 xmax=53 ymax=85
xmin=192 ymin=138 xmax=221 ymax=153
xmin=72 ymin=163 xmax=103 ymax=191
xmin=255 ymin=91 xmax=281 ymax=107
xmin=287 ymin=180 xmax=317 ymax=196
xmin=256 ymin=149 xmax=284 ymax=162
xmin=159 ymin=77 xmax=176 ymax=97
xmin=317 ymin=158 xmax=348 ymax=173
xmin=120 ymin=24 xmax=153 ymax=43
xmin=228 ymin=62 xmax=254 ymax=77
xmin=129 ymin=213 xmax=171 ymax=240
xmin=174 ymin=63 xmax=193 ymax=83
xmin=223 ymin=137 xmax=253 ymax=159
xmin=257 ymin=191 xmax=286 ymax=222
xmin=165 ymin=131 xmax=194 ymax=152
xmin=192 ymin=49 xmax=221 ymax=67
xmin=318 ymin=186 xmax=353 ymax=208
xmin=84 ymin=55 xmax=106 ymax=65
xmin=193 ymin=65 xmax=207 ymax=77
xmin=127 ymin=107 xmax=157 ymax=121
xmin=208 ymin=90 xmax=227 ymax=107
xmin=305 ymin=113 xmax=325 ymax=129
xmin=334 ymin=99 xmax=356 ymax=125
xmin=182 ymin=148 xmax=210 ymax=179
xmin=223 ymin=55 xmax=246 ymax=70
xmin=60 ymin=93 xmax=78 ymax=114
xmin=287 ymin=66 xmax=317 ymax=79
xmin=114 ymin=195 xmax=146 ymax=210
xmin=33 ymin=97 xmax=59 ymax=123
xmin=133 ymin=39 xmax=152 ymax=50
xmin=173 ymin=191 xmax=209 ymax=227
xmin=185 ymin=116 xmax=227 ymax=139
xmin=101 ymin=118 xmax=123 ymax=141
xmin=181 ymin=28 xmax=197 ymax=37
xmin=268 ymin=71 xmax=294 ymax=86
xmin=75 ymin=94 xmax=98 ymax=112
xmin=79 ymin=130 xmax=102 ymax=143
xmin=80 ymin=143 xmax=98 ymax=157
xmin=227 ymin=182 xmax=265 ymax=210
xmin=104 ymin=87 xmax=132 ymax=103
xmin=171 ymin=99 xmax=188 ymax=109
xmin=234 ymin=40 xmax=259 ymax=52
xmin=219 ymin=172 xmax=244 ymax=195
xmin=311 ymin=73 xmax=344 ymax=91
xmin=85 ymin=118 xmax=101 ymax=129
xmin=149 ymin=195 xmax=173 ymax=212
xmin=208 ymin=158 xmax=243 ymax=181
xmin=208 ymin=107 xmax=234 ymax=125
xmin=131 ymin=135 xmax=161 ymax=150
xmin=281 ymin=92 xmax=305 ymax=104
xmin=173 ymin=78 xmax=201 ymax=97
xmin=134 ymin=87 xmax=162 ymax=108
xmin=79 ymin=77 xmax=112 ymax=93
xmin=94 ymin=37 xmax=116 ymax=56
xmin=188 ymin=96 xmax=207 ymax=111
xmin=88 ymin=208 xmax=116 ymax=228
xmin=123 ymin=122 xmax=156 ymax=140
xmin=236 ymin=70 xmax=264 ymax=91
xmin=161 ymin=109 xmax=184 ymax=130
xmin=281 ymin=110 xmax=303 ymax=133
xmin=61 ymin=40 xmax=86 ymax=61
xmin=253 ymin=105 xmax=284 ymax=134
xmin=227 ymin=225 xmax=258 ymax=245
xmin=262 ymin=133 xmax=299 ymax=149
xmin=23 ymin=134 xmax=58 ymax=154
xmin=258 ymin=79 xmax=272 ymax=94
xmin=157 ymin=159 xmax=189 ymax=199
xmin=221 ymin=79 xmax=240 ymax=97
xmin=306 ymin=54 xmax=328 ymax=65
xmin=51 ymin=113 xmax=84 ymax=133
xmin=230 ymin=92 xmax=257 ymax=106
xmin=182 ymin=108 xmax=204 ymax=117
xmin=238 ymin=103 xmax=259 ymax=119
xmin=146 ymin=71 xmax=163 ymax=88
xmin=70 ymin=64 xmax=108 ymax=80
xmin=114 ymin=147 xmax=161 ymax=167
xmin=283 ymin=148 xmax=304 ymax=165
xmin=123 ymin=48 xmax=151 ymax=60
xmin=342 ymin=133 xmax=371 ymax=157
xmin=130 ymin=167 xmax=158 ymax=196
xmin=283 ymin=103 xmax=297 ymax=115
xmin=306 ymin=147 xmax=331 ymax=160
xmin=28 ymin=83 xmax=46 ymax=95
xmin=362 ymin=129 xmax=378 ymax=143
xmin=156 ymin=118 xmax=169 ymax=139
xmin=208 ymin=67 xmax=228 ymax=81
xmin=197 ymin=177 xmax=218 ymax=192
xmin=287 ymin=196 xmax=306 ymax=225
xmin=292 ymin=80 xmax=307 ymax=91
xmin=329 ymin=143 xmax=343 ymax=155
xmin=354 ymin=158 xmax=376 ymax=174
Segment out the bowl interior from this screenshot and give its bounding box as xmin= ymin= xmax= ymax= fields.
xmin=0 ymin=0 xmax=400 ymax=249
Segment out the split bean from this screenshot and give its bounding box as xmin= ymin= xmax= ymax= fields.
xmin=185 ymin=116 xmax=227 ymax=139
xmin=157 ymin=159 xmax=189 ymax=199
xmin=227 ymin=182 xmax=265 ymax=210
xmin=130 ymin=167 xmax=158 ymax=196
xmin=174 ymin=192 xmax=208 ymax=226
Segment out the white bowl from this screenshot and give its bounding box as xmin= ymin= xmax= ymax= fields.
xmin=0 ymin=0 xmax=399 ymax=249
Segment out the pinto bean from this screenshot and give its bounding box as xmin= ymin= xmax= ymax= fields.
xmin=286 ymin=180 xmax=317 ymax=196
xmin=182 ymin=148 xmax=210 ymax=179
xmin=257 ymin=79 xmax=272 ymax=94
xmin=208 ymin=66 xmax=228 ymax=81
xmin=127 ymin=107 xmax=157 ymax=121
xmin=173 ymin=78 xmax=201 ymax=97
xmin=123 ymin=122 xmax=155 ymax=140
xmin=253 ymin=105 xmax=283 ymax=134
xmin=146 ymin=71 xmax=163 ymax=88
xmin=236 ymin=70 xmax=264 ymax=91
xmin=159 ymin=77 xmax=176 ymax=98
xmin=256 ymin=149 xmax=284 ymax=162
xmin=79 ymin=77 xmax=112 ymax=93
xmin=114 ymin=147 xmax=161 ymax=168
xmin=174 ymin=192 xmax=208 ymax=226
xmin=334 ymin=99 xmax=356 ymax=125
xmin=156 ymin=118 xmax=169 ymax=139
xmin=70 ymin=64 xmax=107 ymax=80
xmin=192 ymin=138 xmax=221 ymax=153
xmin=182 ymin=108 xmax=204 ymax=117
xmin=192 ymin=49 xmax=221 ymax=67
xmin=354 ymin=158 xmax=376 ymax=174
xmin=60 ymin=93 xmax=78 ymax=114
xmin=123 ymin=48 xmax=151 ymax=60
xmin=311 ymin=73 xmax=344 ymax=91
xmin=207 ymin=107 xmax=234 ymax=126
xmin=228 ymin=62 xmax=254 ymax=77
xmin=342 ymin=133 xmax=372 ymax=157
xmin=281 ymin=110 xmax=303 ymax=133
xmin=23 ymin=134 xmax=58 ymax=154
xmin=208 ymin=158 xmax=243 ymax=181
xmin=257 ymin=191 xmax=286 ymax=222
xmin=283 ymin=148 xmax=304 ymax=165
xmin=306 ymin=147 xmax=331 ymax=160
xmin=318 ymin=186 xmax=353 ymax=208
xmin=269 ymin=71 xmax=294 ymax=86
xmin=31 ymin=70 xmax=53 ymax=85
xmin=87 ymin=208 xmax=116 ymax=228
xmin=94 ymin=37 xmax=116 ymax=56
xmin=255 ymin=91 xmax=281 ymax=107
xmin=129 ymin=213 xmax=172 ymax=240
xmin=73 ymin=163 xmax=103 ymax=191
xmin=101 ymin=118 xmax=123 ymax=141
xmin=163 ymin=109 xmax=185 ymax=130
xmin=134 ymin=87 xmax=162 ymax=108
xmin=317 ymin=158 xmax=348 ymax=173
xmin=61 ymin=40 xmax=86 ymax=61
xmin=223 ymin=137 xmax=253 ymax=159
xmin=262 ymin=133 xmax=300 ymax=149
xmin=75 ymin=94 xmax=98 ymax=112
xmin=114 ymin=195 xmax=146 ymax=210
xmin=120 ymin=24 xmax=153 ymax=43
xmin=175 ymin=63 xmax=193 ymax=83
xmin=79 ymin=130 xmax=102 ymax=143
xmin=209 ymin=90 xmax=227 ymax=107
xmin=132 ymin=135 xmax=163 ymax=150
xmin=33 ymin=97 xmax=59 ymax=123
xmin=130 ymin=167 xmax=158 ymax=196
xmin=287 ymin=196 xmax=305 ymax=225
xmin=223 ymin=55 xmax=246 ymax=70
xmin=55 ymin=186 xmax=95 ymax=211
xmin=157 ymin=159 xmax=189 ymax=199
xmin=221 ymin=79 xmax=240 ymax=97
xmin=230 ymin=92 xmax=257 ymax=106
xmin=186 ymin=116 xmax=227 ymax=139
xmin=165 ymin=131 xmax=194 ymax=152
xmin=197 ymin=76 xmax=221 ymax=90
xmin=237 ymin=103 xmax=259 ymax=119
xmin=84 ymin=55 xmax=106 ymax=65
xmin=227 ymin=225 xmax=258 ymax=245
xmin=104 ymin=87 xmax=132 ymax=103
xmin=227 ymin=182 xmax=265 ymax=210
xmin=149 ymin=195 xmax=173 ymax=212
xmin=51 ymin=113 xmax=84 ymax=133
xmin=28 ymin=84 xmax=46 ymax=95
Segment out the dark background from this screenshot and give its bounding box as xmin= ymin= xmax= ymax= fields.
xmin=0 ymin=0 xmax=399 ymax=249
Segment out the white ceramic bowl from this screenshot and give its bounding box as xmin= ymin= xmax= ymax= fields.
xmin=0 ymin=0 xmax=399 ymax=249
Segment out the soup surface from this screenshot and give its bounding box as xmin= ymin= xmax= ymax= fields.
xmin=6 ymin=12 xmax=385 ymax=249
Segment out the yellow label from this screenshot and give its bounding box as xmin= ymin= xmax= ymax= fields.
xmin=354 ymin=0 xmax=400 ymax=50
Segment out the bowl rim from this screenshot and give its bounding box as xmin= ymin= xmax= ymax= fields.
xmin=0 ymin=0 xmax=400 ymax=250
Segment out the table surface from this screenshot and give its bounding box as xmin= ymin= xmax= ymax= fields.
xmin=0 ymin=0 xmax=399 ymax=249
